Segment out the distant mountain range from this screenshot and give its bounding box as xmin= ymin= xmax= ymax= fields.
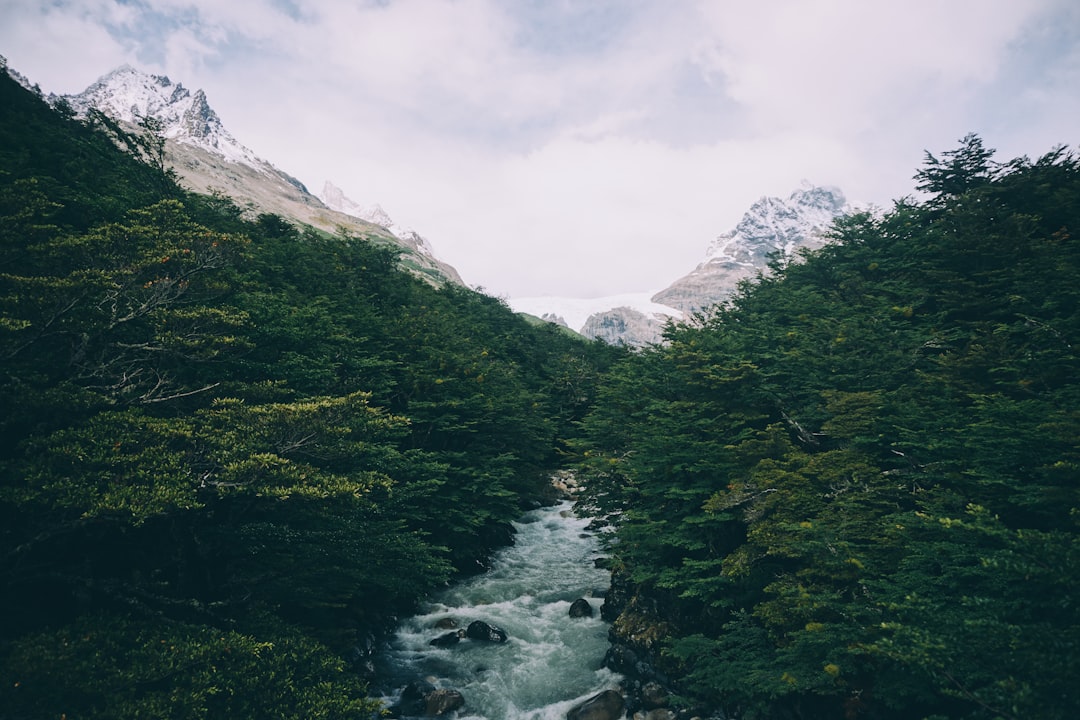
xmin=511 ymin=184 xmax=850 ymax=345
xmin=15 ymin=59 xmax=850 ymax=346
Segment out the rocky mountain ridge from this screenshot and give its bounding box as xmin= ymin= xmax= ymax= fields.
xmin=512 ymin=183 xmax=850 ymax=346
xmin=58 ymin=65 xmax=463 ymax=285
xmin=652 ymin=183 xmax=848 ymax=316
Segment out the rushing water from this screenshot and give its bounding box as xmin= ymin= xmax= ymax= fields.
xmin=377 ymin=500 xmax=622 ymax=719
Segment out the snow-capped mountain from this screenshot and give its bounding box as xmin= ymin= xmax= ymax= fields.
xmin=59 ymin=65 xmax=462 ymax=285
xmin=511 ymin=183 xmax=849 ymax=346
xmin=652 ymin=184 xmax=849 ymax=315
xmin=318 ymin=181 xmax=441 ymax=262
xmin=66 ymin=65 xmax=265 ymax=170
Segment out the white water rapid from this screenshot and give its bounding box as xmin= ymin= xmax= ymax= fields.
xmin=378 ymin=500 xmax=622 ymax=719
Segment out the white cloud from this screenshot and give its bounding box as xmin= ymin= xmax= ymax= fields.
xmin=2 ymin=0 xmax=1077 ymax=298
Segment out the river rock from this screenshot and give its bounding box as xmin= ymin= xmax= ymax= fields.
xmin=640 ymin=681 xmax=668 ymax=709
xmin=569 ymin=598 xmax=594 ymax=618
xmin=567 ymin=689 xmax=625 ymax=720
xmin=425 ymin=688 xmax=466 ymax=716
xmin=393 ymin=680 xmax=466 ymax=717
xmin=394 ymin=680 xmax=436 ymax=716
xmin=466 ymin=620 xmax=508 ymax=643
xmin=429 ymin=631 xmax=462 ymax=647
xmin=433 ymin=617 xmax=458 ymax=629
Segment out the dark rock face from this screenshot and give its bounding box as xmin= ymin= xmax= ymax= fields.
xmin=392 ymin=680 xmax=466 ymax=717
xmin=394 ymin=680 xmax=437 ymax=716
xmin=465 ymin=620 xmax=508 ymax=643
xmin=424 ymin=688 xmax=465 ymax=716
xmin=600 ymin=569 xmax=633 ymax=622
xmin=566 ymin=689 xmax=625 ymax=720
xmin=569 ymin=598 xmax=595 ymax=618
xmin=602 ymin=643 xmax=650 ymax=680
xmin=640 ymin=681 xmax=668 ymax=710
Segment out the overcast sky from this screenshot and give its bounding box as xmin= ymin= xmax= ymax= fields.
xmin=2 ymin=0 xmax=1079 ymax=299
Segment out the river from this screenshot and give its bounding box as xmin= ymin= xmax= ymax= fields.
xmin=376 ymin=500 xmax=622 ymax=719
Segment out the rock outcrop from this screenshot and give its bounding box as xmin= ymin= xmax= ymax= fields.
xmin=653 ymin=184 xmax=848 ymax=315
xmin=569 ymin=598 xmax=595 ymax=618
xmin=580 ymin=306 xmax=669 ymax=347
xmin=566 ymin=689 xmax=625 ymax=720
xmin=465 ymin=620 xmax=508 ymax=643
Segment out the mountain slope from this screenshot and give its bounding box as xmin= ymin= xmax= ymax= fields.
xmin=62 ymin=66 xmax=462 ymax=285
xmin=0 ymin=63 xmax=621 ymax=719
xmin=512 ymin=184 xmax=849 ymax=346
xmin=652 ymin=184 xmax=848 ymax=314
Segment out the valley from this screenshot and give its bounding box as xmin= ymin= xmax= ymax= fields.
xmin=2 ymin=57 xmax=1079 ymax=720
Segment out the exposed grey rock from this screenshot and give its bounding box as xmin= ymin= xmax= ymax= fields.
xmin=653 ymin=184 xmax=848 ymax=315
xmin=63 ymin=65 xmax=463 ymax=287
xmin=567 ymin=689 xmax=625 ymax=720
xmin=424 ymin=688 xmax=465 ymax=716
xmin=581 ymin=306 xmax=668 ymax=347
xmin=569 ymin=598 xmax=595 ymax=618
xmin=641 ymin=681 xmax=668 ymax=710
xmin=465 ymin=620 xmax=508 ymax=643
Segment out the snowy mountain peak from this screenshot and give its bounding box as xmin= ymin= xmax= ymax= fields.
xmin=319 ymin=181 xmax=394 ymax=227
xmin=318 ymin=181 xmax=438 ymax=259
xmin=705 ymin=184 xmax=847 ymax=264
xmin=65 ymin=65 xmax=263 ymax=169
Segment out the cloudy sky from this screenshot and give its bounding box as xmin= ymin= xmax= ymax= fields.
xmin=2 ymin=0 xmax=1079 ymax=299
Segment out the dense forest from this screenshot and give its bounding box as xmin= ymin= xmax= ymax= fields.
xmin=580 ymin=135 xmax=1080 ymax=718
xmin=0 ymin=71 xmax=623 ymax=717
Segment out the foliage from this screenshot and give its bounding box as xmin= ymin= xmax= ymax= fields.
xmin=580 ymin=137 xmax=1080 ymax=719
xmin=0 ymin=70 xmax=619 ymax=716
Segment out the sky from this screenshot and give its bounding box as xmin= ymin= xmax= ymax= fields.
xmin=2 ymin=0 xmax=1079 ymax=300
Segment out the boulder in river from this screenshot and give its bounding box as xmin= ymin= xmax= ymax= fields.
xmin=433 ymin=617 xmax=458 ymax=630
xmin=466 ymin=620 xmax=508 ymax=643
xmin=569 ymin=598 xmax=595 ymax=618
xmin=393 ymin=680 xmax=436 ymax=716
xmin=425 ymin=688 xmax=466 ymax=716
xmin=393 ymin=680 xmax=466 ymax=717
xmin=567 ymin=689 xmax=625 ymax=720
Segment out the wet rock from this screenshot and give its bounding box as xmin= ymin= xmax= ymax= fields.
xmin=393 ymin=680 xmax=436 ymax=716
xmin=392 ymin=681 xmax=466 ymax=717
xmin=466 ymin=620 xmax=508 ymax=643
xmin=569 ymin=598 xmax=595 ymax=618
xmin=641 ymin=682 xmax=668 ymax=709
xmin=433 ymin=617 xmax=458 ymax=630
xmin=429 ymin=631 xmax=462 ymax=647
xmin=603 ymin=644 xmax=645 ymax=678
xmin=425 ymin=688 xmax=465 ymax=716
xmin=567 ymin=689 xmax=625 ymax=720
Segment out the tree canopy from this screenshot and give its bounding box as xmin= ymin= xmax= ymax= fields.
xmin=580 ymin=137 xmax=1080 ymax=719
xmin=0 ymin=70 xmax=622 ymax=717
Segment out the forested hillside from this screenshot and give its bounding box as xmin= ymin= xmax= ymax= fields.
xmin=580 ymin=135 xmax=1080 ymax=719
xmin=0 ymin=71 xmax=622 ymax=718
